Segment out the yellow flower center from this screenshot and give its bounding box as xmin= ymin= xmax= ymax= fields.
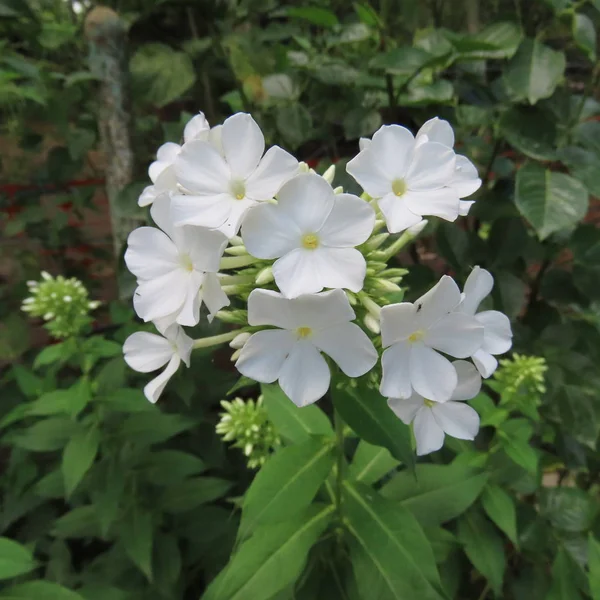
xmin=230 ymin=180 xmax=246 ymax=200
xmin=408 ymin=330 xmax=425 ymax=343
xmin=296 ymin=326 xmax=313 ymax=339
xmin=423 ymin=399 xmax=436 ymax=408
xmin=392 ymin=178 xmax=408 ymax=197
xmin=180 ymin=254 xmax=194 ymax=272
xmin=301 ymin=233 xmax=319 ymax=250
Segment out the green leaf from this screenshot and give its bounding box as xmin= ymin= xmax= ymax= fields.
xmin=369 ymin=47 xmax=433 ymax=75
xmin=501 ymin=436 xmax=539 ymax=474
xmin=0 ymin=581 xmax=85 ymax=600
xmin=344 ymin=482 xmax=445 ymax=600
xmin=481 ymin=485 xmax=518 ymax=546
xmin=203 ymin=505 xmax=333 ymax=600
xmin=121 ymin=509 xmax=153 ymax=581
xmin=343 ymin=108 xmax=382 ymax=140
xmin=348 ymin=440 xmax=398 ymax=485
xmin=239 ymin=437 xmax=334 ymax=538
xmin=499 ymin=107 xmax=557 ymax=160
xmin=558 ymin=147 xmax=600 ymax=197
xmin=34 ymin=340 xmax=74 ymax=369
xmin=275 ymin=104 xmax=313 ymax=149
xmin=574 ymin=120 xmax=600 ymax=155
xmin=381 ymin=463 xmax=487 ymax=526
xmin=159 ymin=477 xmax=232 ymax=513
xmin=141 ymin=450 xmax=206 ymax=485
xmin=29 ymin=379 xmax=90 ymax=419
xmin=332 ymin=383 xmax=414 ymax=471
xmin=452 ymin=22 xmax=522 ymax=60
xmin=539 ymin=488 xmax=597 ymax=532
xmin=52 ymin=506 xmax=100 ymax=539
xmin=119 ymin=412 xmax=195 ymax=445
xmin=354 ymin=2 xmax=381 ymax=27
xmin=547 ymin=549 xmax=583 ymax=600
xmin=130 ymin=43 xmax=196 ymax=107
xmin=62 ymin=425 xmax=100 ymax=496
xmin=589 ymin=535 xmax=600 ymax=600
xmin=11 ymin=417 xmax=78 ymax=451
xmin=0 ymin=537 xmax=36 ymax=580
xmin=457 ymin=510 xmax=505 ymax=595
xmin=262 ymin=383 xmax=333 ymax=444
xmin=503 ymin=38 xmax=566 ymax=104
xmin=515 ymin=163 xmax=588 ymax=240
xmin=573 ymin=13 xmax=596 ymax=61
xmin=287 ymin=6 xmax=339 ymax=27
xmin=11 ymin=365 xmax=43 ymax=397
xmin=399 ymin=80 xmax=454 ymax=106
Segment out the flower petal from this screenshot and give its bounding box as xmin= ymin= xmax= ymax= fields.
xmin=241 ymin=202 xmax=301 ymax=260
xmin=311 ymin=322 xmax=377 ymax=377
xmin=451 ymin=360 xmax=482 ymax=401
xmin=387 ymin=395 xmax=423 ymax=425
xmin=410 ymin=343 xmax=457 ymax=402
xmin=221 ymin=113 xmax=265 ymax=180
xmin=459 ymin=200 xmax=475 ymax=216
xmin=235 ymin=329 xmax=296 ymax=383
xmin=452 ymin=155 xmax=481 ymax=197
xmin=139 ymin=185 xmax=158 ymax=207
xmin=433 ymin=401 xmax=480 ymax=440
xmin=380 ymin=302 xmax=418 ymax=347
xmin=183 ymin=112 xmax=210 ymax=143
xmin=472 ymin=349 xmax=498 ymax=378
xmin=370 ymin=125 xmax=416 ymax=180
xmin=156 ymin=142 xmax=181 ymax=164
xmin=313 ymin=247 xmax=367 ymax=293
xmin=245 ymin=146 xmax=299 ymax=200
xmin=217 ymin=197 xmax=257 ymax=238
xmin=461 ymin=266 xmax=493 ymax=315
xmin=176 ymin=271 xmax=204 ymax=327
xmin=406 ymin=141 xmax=456 ymax=191
xmin=416 ymin=118 xmax=455 ymax=148
xmin=413 ymin=408 xmax=445 ymax=455
xmin=124 ymin=227 xmax=178 ymax=280
xmin=380 ymin=341 xmax=413 ymax=399
xmin=201 ymin=273 xmax=230 ymax=320
xmin=123 ymin=332 xmax=173 ymax=373
xmin=477 ymin=310 xmax=513 ymax=355
xmin=346 ymin=148 xmax=391 ymax=198
xmin=278 ymin=340 xmax=330 ymax=407
xmin=169 ymin=325 xmax=194 ymax=366
xmin=133 ymin=271 xmax=188 ymax=322
xmin=150 ymin=194 xmax=177 ymax=240
xmin=246 ymin=288 xmax=299 ymax=329
xmin=144 ymin=355 xmax=181 ymax=403
xmin=318 ymin=193 xmax=376 ymax=247
xmin=170 ymin=193 xmax=233 ymax=229
xmin=178 ymin=227 xmax=228 ymax=273
xmin=402 ymin=188 xmax=460 ymax=221
xmin=174 ymin=140 xmax=230 ymax=194
xmin=272 ymin=248 xmax=322 ymax=298
xmin=414 ymin=275 xmax=462 ymax=329
xmin=378 ymin=193 xmax=423 ymax=234
xmin=424 ymin=312 xmax=484 ymax=358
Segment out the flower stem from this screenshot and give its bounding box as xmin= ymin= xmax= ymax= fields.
xmin=220 ymin=255 xmax=259 ymax=270
xmin=378 ymin=230 xmax=415 ymax=261
xmin=334 ymin=408 xmax=345 ymax=522
xmin=192 ymin=330 xmax=239 ymax=349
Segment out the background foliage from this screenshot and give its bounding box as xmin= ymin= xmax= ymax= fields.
xmin=1 ymin=0 xmax=600 ymax=598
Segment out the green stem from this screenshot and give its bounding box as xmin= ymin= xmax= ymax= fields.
xmin=192 ymin=330 xmax=239 ymax=349
xmin=334 ymin=408 xmax=345 ymax=521
xmin=219 ymin=255 xmax=259 ymax=270
xmin=378 ymin=229 xmax=419 ymax=261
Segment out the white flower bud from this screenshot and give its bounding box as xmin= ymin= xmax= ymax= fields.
xmin=333 ymin=185 xmax=343 ymax=194
xmin=407 ymin=219 xmax=428 ymax=237
xmin=363 ymin=313 xmax=380 ymax=334
xmin=225 ymin=245 xmax=248 ymax=256
xmin=255 ymin=266 xmax=274 ymax=285
xmin=322 ymin=164 xmax=335 ymax=184
xmin=229 ymin=332 xmax=251 ymax=350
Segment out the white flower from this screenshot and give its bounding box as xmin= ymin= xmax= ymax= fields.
xmin=123 ymin=324 xmax=193 ymax=403
xmin=346 ymin=124 xmax=459 ymax=234
xmin=457 ymin=266 xmax=513 ymax=378
xmin=241 ymin=173 xmax=375 ymax=298
xmin=170 ymin=113 xmax=299 ymax=238
xmin=125 ymin=196 xmax=229 ymax=327
xmin=235 ymin=288 xmax=378 ymax=407
xmin=138 ymin=113 xmax=212 ymax=207
xmin=388 ymin=360 xmax=481 ymax=455
xmin=415 ymin=117 xmax=481 ymax=216
xmin=379 ymin=275 xmax=483 ymax=402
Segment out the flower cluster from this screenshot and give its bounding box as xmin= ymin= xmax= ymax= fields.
xmin=22 ymin=272 xmax=100 ymax=339
xmin=494 ymin=353 xmax=547 ymax=406
xmin=123 ymin=111 xmax=512 ymax=455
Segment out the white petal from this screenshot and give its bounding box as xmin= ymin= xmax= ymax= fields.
xmin=247 ymin=288 xmax=299 ymax=329
xmin=414 ymin=275 xmax=462 ymax=329
xmin=452 ymin=155 xmax=481 ymax=197
xmin=433 ymin=401 xmax=480 ymax=440
xmin=461 ymin=266 xmax=493 ymax=315
xmin=183 ymin=113 xmax=210 ymax=143
xmin=311 ymin=322 xmax=377 ymax=377
xmin=245 ymin=146 xmax=299 ymax=200
xmin=221 ymin=113 xmax=265 ymax=179
xmin=124 ymin=227 xmax=178 ymax=280
xmin=477 ymin=310 xmax=513 ymax=355
xmin=318 ymin=193 xmax=376 ymax=247
xmin=144 ymin=355 xmax=181 ymax=403
xmin=170 ymin=193 xmax=233 ymax=229
xmin=201 ymin=272 xmax=230 ymax=320
xmin=176 ymin=271 xmax=204 ymax=327
xmin=278 ymin=341 xmax=330 ymax=407
xmin=123 ymin=332 xmax=173 ymax=373
xmin=387 ymin=395 xmax=423 ymax=425
xmin=358 ymin=137 xmax=372 ymax=151
xmin=235 ymin=330 xmax=296 ymax=383
xmin=150 ymin=194 xmax=176 ymax=240
xmin=380 ymin=341 xmax=413 ymax=399
xmin=178 ymin=226 xmax=228 ymax=273
xmin=380 ymin=303 xmax=418 ymax=347
xmin=458 ymin=200 xmax=475 ymax=216
xmin=216 ymin=197 xmax=257 ymax=238
xmin=472 ymin=349 xmax=499 ymax=378
xmin=209 ymin=124 xmax=224 ymax=154
xmin=133 ymin=272 xmax=187 ymax=322
xmin=139 ymin=185 xmax=158 ymax=207
xmin=406 ymin=142 xmax=456 ymax=191
xmin=424 ymin=312 xmax=484 ymax=358
xmin=378 ymin=193 xmax=423 ymax=234
xmin=346 ymin=148 xmax=391 ymax=198
xmin=170 ymin=326 xmax=194 ymax=366
xmin=154 ymin=166 xmax=178 ymax=193
xmin=174 ymin=140 xmax=230 ymax=194
xmin=410 ymin=343 xmax=457 ymax=402
xmin=272 ymin=248 xmax=321 ymax=298
xmin=413 ymin=408 xmax=445 ymax=455
xmin=156 ymin=142 xmax=181 ymax=164
xmin=370 ymin=125 xmax=416 ymax=180
xmin=241 ymin=202 xmax=300 ymax=259
xmin=416 ymin=118 xmax=455 ymax=148
xmin=451 ymin=360 xmax=482 ymax=401
xmin=403 ymin=188 xmax=460 ymax=221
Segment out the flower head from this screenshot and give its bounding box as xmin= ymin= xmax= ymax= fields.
xmin=170 ymin=113 xmax=299 ymax=237
xmin=123 ymin=324 xmax=193 ymax=403
xmin=125 ymin=196 xmax=229 ymax=327
xmin=457 ymin=266 xmax=513 ymax=377
xmin=379 ymin=275 xmax=483 ymax=402
xmin=388 ymin=360 xmax=481 ymax=455
xmin=241 ymin=173 xmax=375 ymax=298
xmin=235 ymin=288 xmax=378 ymax=407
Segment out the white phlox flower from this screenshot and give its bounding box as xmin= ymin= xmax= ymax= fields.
xmin=388 ymin=360 xmax=482 ymax=455
xmin=170 ymin=113 xmax=299 ymax=238
xmin=123 ymin=324 xmax=193 ymax=403
xmin=346 ymin=124 xmax=459 ymax=234
xmin=138 ymin=113 xmax=212 ymax=207
xmin=415 ymin=117 xmax=481 ymax=216
xmin=379 ymin=275 xmax=484 ymax=403
xmin=457 ymin=266 xmax=513 ymax=378
xmin=241 ymin=173 xmax=375 ymax=298
xmin=125 ymin=195 xmax=229 ymax=327
xmin=235 ymin=288 xmax=378 ymax=407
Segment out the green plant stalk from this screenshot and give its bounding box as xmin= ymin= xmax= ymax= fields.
xmin=192 ymin=330 xmax=239 ymax=349
xmin=334 ymin=408 xmax=345 ymax=522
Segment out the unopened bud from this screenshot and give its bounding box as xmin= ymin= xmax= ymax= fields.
xmin=230 ymin=348 xmax=242 ymax=362
xmin=255 ymin=266 xmax=274 ymax=285
xmin=298 ymin=161 xmax=310 ymax=173
xmin=229 ymin=236 xmax=244 ymax=246
xmin=365 ymin=233 xmax=389 ymax=252
xmin=345 ymin=291 xmax=358 ymax=306
xmin=380 ymin=268 xmax=409 ymax=278
xmin=215 ymin=309 xmax=248 ymax=324
xmin=323 ymin=164 xmax=335 ymax=184
xmin=363 ymin=313 xmax=380 ymax=334
xmin=407 ymin=219 xmax=428 ymax=237
xmin=333 ymin=186 xmax=343 ymax=194
xmin=229 ymin=332 xmax=251 ymax=350
xmin=225 ymin=245 xmax=248 ymax=256
xmin=373 ymin=279 xmax=402 ymax=293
